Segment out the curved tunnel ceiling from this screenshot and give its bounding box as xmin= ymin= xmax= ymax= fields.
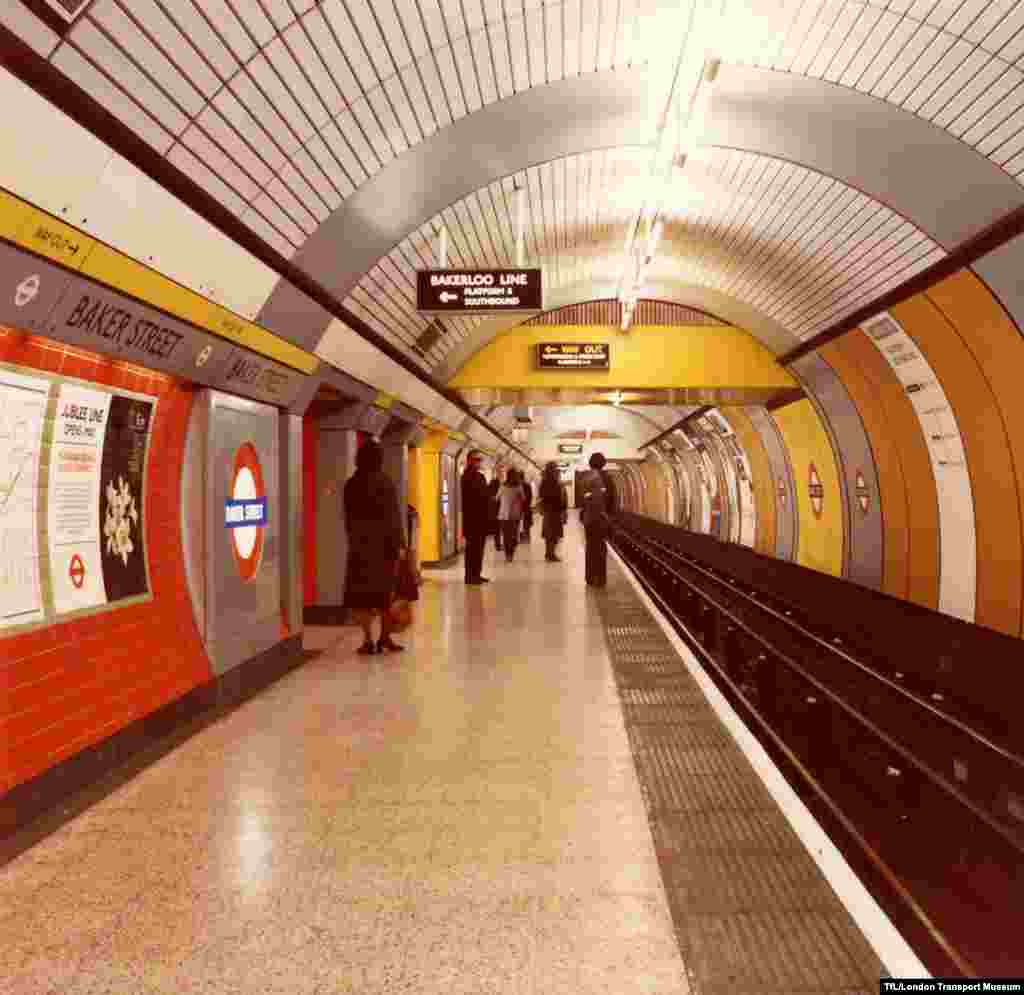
xmin=6 ymin=0 xmax=1024 ymax=382
xmin=483 ymin=403 xmax=678 ymax=448
xmin=331 ymin=143 xmax=947 ymax=369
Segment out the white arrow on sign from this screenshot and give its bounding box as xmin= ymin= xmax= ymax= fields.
xmin=439 ymin=291 xmax=458 ymax=303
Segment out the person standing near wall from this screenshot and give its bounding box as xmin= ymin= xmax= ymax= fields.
xmin=579 ymin=452 xmax=618 ymax=587
xmin=343 ymin=439 xmax=408 ymax=654
xmin=460 ymin=450 xmax=491 ymax=586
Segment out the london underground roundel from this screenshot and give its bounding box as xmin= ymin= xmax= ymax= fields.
xmin=226 ymin=442 xmax=267 ymax=581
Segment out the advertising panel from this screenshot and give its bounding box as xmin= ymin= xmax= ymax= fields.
xmin=48 ymin=384 xmax=113 ymax=614
xmin=99 ymin=395 xmax=154 ymax=603
xmin=0 ymin=368 xmax=49 ymax=630
xmin=863 ymin=312 xmax=976 ymax=622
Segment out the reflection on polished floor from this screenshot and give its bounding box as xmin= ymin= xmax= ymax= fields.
xmin=0 ymin=530 xmax=690 ymax=994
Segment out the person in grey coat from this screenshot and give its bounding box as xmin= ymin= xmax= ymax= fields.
xmin=539 ymin=462 xmax=568 ymax=562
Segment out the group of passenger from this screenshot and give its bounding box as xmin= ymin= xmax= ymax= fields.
xmin=339 ymin=441 xmax=620 ymax=657
xmin=459 ymin=449 xmax=615 ymax=586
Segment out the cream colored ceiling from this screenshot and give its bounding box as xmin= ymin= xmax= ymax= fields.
xmin=6 ymin=0 xmax=1023 ymax=374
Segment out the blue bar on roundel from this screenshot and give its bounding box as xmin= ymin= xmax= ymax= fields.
xmin=224 ymin=497 xmax=268 ymax=528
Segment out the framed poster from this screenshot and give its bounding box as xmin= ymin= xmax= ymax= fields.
xmin=46 ymin=382 xmax=155 ymax=618
xmin=0 ymin=368 xmax=49 ymax=630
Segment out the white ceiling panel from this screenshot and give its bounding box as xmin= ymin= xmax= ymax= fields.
xmin=167 ymin=143 xmax=250 ymax=217
xmin=2 ymin=0 xmax=1018 ymax=382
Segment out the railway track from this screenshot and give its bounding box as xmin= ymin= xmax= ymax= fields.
xmin=610 ymin=517 xmax=1024 ymax=979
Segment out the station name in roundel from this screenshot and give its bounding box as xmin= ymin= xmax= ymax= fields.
xmin=225 ymin=442 xmax=268 ymax=582
xmin=808 ymin=463 xmax=824 ymax=518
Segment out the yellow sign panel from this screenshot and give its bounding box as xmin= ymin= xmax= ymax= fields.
xmin=0 ymin=189 xmax=32 ymax=243
xmin=373 ymin=392 xmax=396 ymax=410
xmin=15 ymin=208 xmax=97 ymax=272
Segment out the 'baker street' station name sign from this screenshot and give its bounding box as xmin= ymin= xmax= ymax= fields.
xmin=417 ymin=268 xmax=542 ymax=314
xmin=536 ymin=342 xmax=610 ymax=370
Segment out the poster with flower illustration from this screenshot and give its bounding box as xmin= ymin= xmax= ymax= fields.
xmin=98 ymin=395 xmax=153 ymax=603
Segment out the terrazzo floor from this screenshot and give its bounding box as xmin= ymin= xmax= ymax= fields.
xmin=1 ymin=530 xmax=690 ymax=994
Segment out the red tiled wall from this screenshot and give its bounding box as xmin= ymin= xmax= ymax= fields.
xmin=0 ymin=330 xmax=212 ymax=795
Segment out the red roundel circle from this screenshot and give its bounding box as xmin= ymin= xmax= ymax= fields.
xmin=231 ymin=442 xmax=265 ymax=582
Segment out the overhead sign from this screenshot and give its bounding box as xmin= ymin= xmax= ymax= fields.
xmin=536 ymin=342 xmax=610 ymax=370
xmin=417 ymin=268 xmax=542 ymax=314
xmin=558 ymin=443 xmax=584 ymax=454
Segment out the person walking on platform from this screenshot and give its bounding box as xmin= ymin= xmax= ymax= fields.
xmin=520 ymin=476 xmax=534 ymax=543
xmin=343 ymin=439 xmax=408 ymax=654
xmin=460 ymin=450 xmax=491 ymax=585
xmin=579 ymin=452 xmax=618 ymax=587
xmin=498 ymin=468 xmax=527 ymax=562
xmin=539 ymin=462 xmax=567 ymax=562
xmin=488 ymin=476 xmax=503 ymax=552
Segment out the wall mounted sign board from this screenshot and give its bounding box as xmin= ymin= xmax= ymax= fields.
xmin=558 ymin=443 xmax=584 ymax=454
xmin=417 ymin=269 xmax=542 ymax=314
xmin=536 ymin=342 xmax=610 ymax=370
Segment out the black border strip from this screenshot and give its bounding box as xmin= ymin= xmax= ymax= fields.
xmin=779 ymin=204 xmax=1024 ymax=366
xmin=15 ymin=0 xmax=72 ymax=39
xmin=0 ymin=634 xmax=304 ymax=862
xmin=0 ymin=25 xmax=538 ymax=469
xmin=639 ymin=405 xmax=712 ymax=451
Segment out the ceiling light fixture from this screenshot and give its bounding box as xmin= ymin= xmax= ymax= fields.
xmin=617 ymin=0 xmax=723 ymax=334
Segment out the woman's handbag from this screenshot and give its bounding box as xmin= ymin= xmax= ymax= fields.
xmin=388 ymin=552 xmax=419 ymax=633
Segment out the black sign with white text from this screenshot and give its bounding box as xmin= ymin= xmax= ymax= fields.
xmin=417 ymin=269 xmax=542 ymax=314
xmin=536 ymin=342 xmax=610 ymax=370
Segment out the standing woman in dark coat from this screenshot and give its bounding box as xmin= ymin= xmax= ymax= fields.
xmin=539 ymin=462 xmax=568 ymax=562
xmin=344 ymin=440 xmax=407 ymax=655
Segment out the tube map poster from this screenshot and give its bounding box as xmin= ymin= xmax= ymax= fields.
xmin=0 ymin=369 xmax=49 ymax=630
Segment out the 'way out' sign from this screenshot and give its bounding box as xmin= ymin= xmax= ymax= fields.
xmin=416 ymin=269 xmax=542 ymax=314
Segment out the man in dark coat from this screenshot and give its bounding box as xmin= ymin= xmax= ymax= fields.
xmin=579 ymin=451 xmax=618 ymax=587
xmin=460 ymin=450 xmax=491 ymax=585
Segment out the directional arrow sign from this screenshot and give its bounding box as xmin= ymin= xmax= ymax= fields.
xmin=417 ymin=268 xmax=542 ymax=314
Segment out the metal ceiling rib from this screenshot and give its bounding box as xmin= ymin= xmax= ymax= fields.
xmin=354 ymin=147 xmax=944 ymax=363
xmin=5 ymin=0 xmax=1021 ymax=367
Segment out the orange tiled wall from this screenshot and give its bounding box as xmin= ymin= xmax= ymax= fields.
xmin=0 ymin=331 xmax=213 ymax=794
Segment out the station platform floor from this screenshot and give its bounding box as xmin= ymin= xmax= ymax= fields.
xmin=1 ymin=530 xmax=896 ymax=994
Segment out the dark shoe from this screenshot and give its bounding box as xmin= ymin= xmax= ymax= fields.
xmin=357 ymin=641 xmax=378 ymax=655
xmin=546 ymin=555 xmax=560 ymax=562
xmin=377 ymin=637 xmax=404 ymax=653
xmin=478 ymin=576 xmax=490 ymax=583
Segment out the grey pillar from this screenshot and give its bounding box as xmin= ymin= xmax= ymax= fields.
xmin=314 ymin=424 xmax=358 ymax=614
xmin=278 ymin=413 xmax=304 ymax=635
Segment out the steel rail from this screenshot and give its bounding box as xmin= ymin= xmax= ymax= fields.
xmin=609 ymin=534 xmax=977 ymax=979
xmin=611 ymin=522 xmax=1024 ymax=859
xmin=638 ymin=532 xmax=1024 ymax=774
